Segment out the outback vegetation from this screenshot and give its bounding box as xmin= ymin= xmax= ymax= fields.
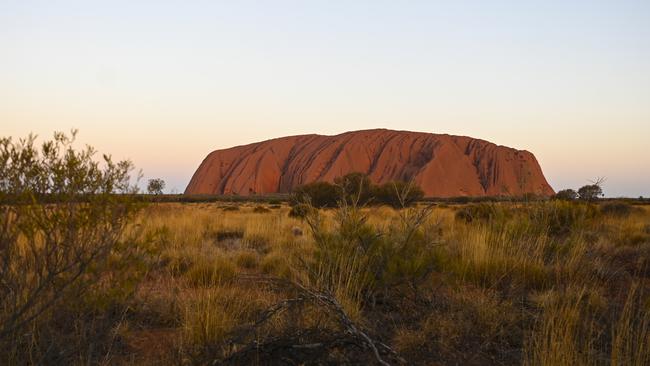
xmin=147 ymin=178 xmax=166 ymax=195
xmin=292 ymin=172 xmax=425 ymax=208
xmin=2 ymin=132 xmax=649 ymax=365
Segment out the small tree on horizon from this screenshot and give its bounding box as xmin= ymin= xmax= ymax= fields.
xmin=578 ymin=178 xmax=605 ymax=202
xmin=147 ymin=178 xmax=165 ymax=195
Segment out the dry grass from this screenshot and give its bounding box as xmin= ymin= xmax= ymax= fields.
xmin=8 ymin=201 xmax=650 ymax=365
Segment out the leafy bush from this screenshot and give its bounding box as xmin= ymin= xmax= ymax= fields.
xmin=0 ymin=131 xmax=144 ymax=362
xmin=292 ymin=181 xmax=339 ymax=208
xmin=334 ymin=172 xmax=374 ymax=205
xmin=373 ymin=181 xmax=425 ymax=208
xmin=578 ymin=184 xmax=604 ymax=201
xmin=554 ymin=189 xmax=578 ymax=201
xmin=292 ymin=173 xmax=425 ymax=209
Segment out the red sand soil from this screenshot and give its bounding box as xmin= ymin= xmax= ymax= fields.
xmin=185 ymin=129 xmax=554 ymax=197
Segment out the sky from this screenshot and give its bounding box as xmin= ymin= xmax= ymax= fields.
xmin=1 ymin=0 xmax=649 ymax=196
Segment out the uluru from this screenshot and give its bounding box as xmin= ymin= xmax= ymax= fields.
xmin=185 ymin=129 xmax=554 ymax=197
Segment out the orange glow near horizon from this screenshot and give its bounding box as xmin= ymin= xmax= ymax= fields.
xmin=2 ymin=1 xmax=649 ymax=196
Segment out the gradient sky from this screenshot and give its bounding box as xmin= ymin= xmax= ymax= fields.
xmin=2 ymin=0 xmax=649 ymax=196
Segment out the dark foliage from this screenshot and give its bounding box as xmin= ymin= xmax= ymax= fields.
xmin=553 ymin=189 xmax=578 ymax=201
xmin=578 ymin=184 xmax=604 ymax=202
xmin=292 ymin=181 xmax=340 ymax=208
xmin=291 ymin=173 xmax=424 ymax=209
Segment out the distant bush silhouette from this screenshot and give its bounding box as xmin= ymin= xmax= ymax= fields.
xmin=293 ymin=181 xmax=339 ymax=208
xmin=291 ymin=173 xmax=424 ymax=209
xmin=334 ymin=172 xmax=374 ymax=205
xmin=373 ymin=181 xmax=425 ymax=208
xmin=553 ymin=189 xmax=578 ymax=201
xmin=576 ymin=177 xmax=605 ymax=202
xmin=578 ymin=184 xmax=604 ymax=201
xmin=147 ymin=178 xmax=166 ymax=194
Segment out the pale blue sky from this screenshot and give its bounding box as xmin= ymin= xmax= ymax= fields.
xmin=1 ymin=0 xmax=649 ymax=196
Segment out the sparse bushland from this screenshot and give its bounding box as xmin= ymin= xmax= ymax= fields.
xmin=291 ymin=172 xmax=424 ymax=208
xmin=3 ymin=134 xmax=650 ymax=365
xmin=0 ymin=131 xmax=150 ymax=364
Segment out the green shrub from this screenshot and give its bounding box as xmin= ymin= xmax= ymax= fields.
xmin=292 ymin=181 xmax=340 ymax=208
xmin=554 ymin=189 xmax=578 ymax=201
xmin=303 ymin=200 xmax=440 ymax=305
xmin=334 ymin=172 xmax=374 ymax=205
xmin=373 ymin=181 xmax=424 ymax=208
xmin=292 ymin=173 xmax=426 ymax=209
xmin=0 ymin=130 xmax=144 ymax=363
xmin=578 ymin=184 xmax=604 ymax=202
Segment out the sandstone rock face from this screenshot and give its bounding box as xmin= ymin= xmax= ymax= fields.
xmin=185 ymin=129 xmax=554 ymax=197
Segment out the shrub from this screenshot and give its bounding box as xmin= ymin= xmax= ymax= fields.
xmin=302 ymin=199 xmax=440 ymax=306
xmin=292 ymin=181 xmax=339 ymax=208
xmin=554 ymin=189 xmax=578 ymax=201
xmin=0 ymin=130 xmax=144 ymax=362
xmin=292 ymin=173 xmax=426 ymax=208
xmin=578 ymin=184 xmax=604 ymax=202
xmin=373 ymin=181 xmax=424 ymax=208
xmin=334 ymin=172 xmax=374 ymax=205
